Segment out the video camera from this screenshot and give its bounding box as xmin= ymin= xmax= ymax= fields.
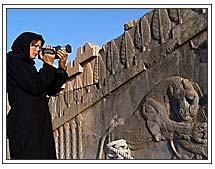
xmin=40 ymin=44 xmax=72 ymax=59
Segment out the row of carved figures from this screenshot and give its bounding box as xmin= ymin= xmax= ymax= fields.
xmin=53 ymin=114 xmax=83 ymax=159
xmin=49 ymin=83 xmax=94 ymax=119
xmin=49 ymin=8 xmax=207 ymax=120
xmin=50 ymin=8 xmax=208 ymax=159
xmin=61 ymin=8 xmax=207 ymax=96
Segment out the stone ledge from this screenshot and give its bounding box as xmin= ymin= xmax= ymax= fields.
xmin=67 ymin=63 xmax=83 ymax=78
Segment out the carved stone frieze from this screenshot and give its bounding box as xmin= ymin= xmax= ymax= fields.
xmin=139 ymin=76 xmax=207 ymax=159
xmin=46 ymin=8 xmax=208 ymax=160
xmin=109 ymin=76 xmax=207 ymax=159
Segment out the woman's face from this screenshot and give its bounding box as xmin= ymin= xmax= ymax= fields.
xmin=30 ymin=40 xmax=42 ymax=59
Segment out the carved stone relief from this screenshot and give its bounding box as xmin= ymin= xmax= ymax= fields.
xmin=106 ymin=139 xmax=134 ymax=159
xmin=105 ymin=40 xmax=120 ymax=75
xmin=53 ymin=115 xmax=84 ymax=159
xmin=45 ymin=8 xmax=208 ymax=160
xmin=151 ymin=9 xmax=171 ymax=44
xmin=64 ymin=80 xmax=74 ymax=108
xmin=140 ymin=76 xmax=207 ymax=159
xmin=140 ymin=16 xmax=151 ymax=51
xmin=106 ymin=76 xmax=207 ymax=160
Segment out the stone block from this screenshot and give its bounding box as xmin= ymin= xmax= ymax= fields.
xmin=75 ymin=42 xmax=100 ymax=65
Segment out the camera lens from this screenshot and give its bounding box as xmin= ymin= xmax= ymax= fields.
xmin=65 ymin=44 xmax=72 ymax=53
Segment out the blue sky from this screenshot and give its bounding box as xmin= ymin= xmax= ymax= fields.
xmin=7 ymin=7 xmax=152 ymax=69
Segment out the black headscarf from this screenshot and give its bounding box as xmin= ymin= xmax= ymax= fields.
xmin=8 ymin=32 xmax=45 ymax=62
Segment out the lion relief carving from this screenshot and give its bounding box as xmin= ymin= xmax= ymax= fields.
xmin=101 ymin=76 xmax=207 ymax=159
xmin=139 ymin=76 xmax=207 ymax=159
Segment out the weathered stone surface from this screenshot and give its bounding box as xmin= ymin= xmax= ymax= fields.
xmin=48 ymin=8 xmax=208 ymax=160
xmin=75 ymin=42 xmax=100 ymax=65
xmin=67 ymin=61 xmax=83 ymax=78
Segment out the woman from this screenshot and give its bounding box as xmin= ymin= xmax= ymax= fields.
xmin=7 ymin=32 xmax=68 ymax=159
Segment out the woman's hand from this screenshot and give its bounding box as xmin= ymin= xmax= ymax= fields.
xmin=57 ymin=49 xmax=68 ymax=69
xmin=38 ymin=45 xmax=55 ymax=66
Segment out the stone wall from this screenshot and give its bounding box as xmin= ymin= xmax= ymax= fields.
xmin=49 ymin=8 xmax=208 ymax=160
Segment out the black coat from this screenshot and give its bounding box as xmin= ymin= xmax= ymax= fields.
xmin=6 ymin=32 xmax=68 ymax=159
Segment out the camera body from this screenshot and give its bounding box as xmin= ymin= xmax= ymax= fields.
xmin=40 ymin=44 xmax=72 ymax=59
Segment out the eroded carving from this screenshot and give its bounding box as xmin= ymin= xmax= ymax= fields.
xmin=64 ymin=80 xmax=74 ymax=108
xmin=73 ymin=76 xmax=83 ymax=105
xmin=151 ymin=9 xmax=171 ymax=43
xmin=106 ymin=40 xmax=120 ymax=75
xmin=160 ymin=9 xmax=171 ymax=43
xmin=98 ymin=114 xmax=124 ymax=159
xmin=140 ymin=16 xmax=151 ymax=50
xmin=124 ymin=19 xmax=138 ymax=31
xmin=120 ymin=32 xmax=135 ymax=69
xmin=53 ymin=129 xmax=60 ymax=159
xmin=49 ymin=96 xmax=57 ymax=119
xmin=167 ymin=9 xmax=180 ymax=23
xmin=59 ymin=125 xmax=65 ymax=159
xmin=105 ymin=139 xmax=134 ymax=159
xmin=138 ymin=76 xmax=207 ymax=159
xmin=64 ymin=122 xmax=71 ymax=159
xmin=82 ymin=62 xmax=93 ymax=92
xmin=93 ymin=55 xmax=99 ymax=84
xmin=151 ymin=9 xmax=161 ymax=42
xmin=56 ymin=91 xmax=66 ymax=117
xmin=70 ymin=120 xmax=77 ymax=159
xmin=76 ymin=114 xmax=84 ymax=159
xmin=47 ymin=8 xmax=208 ymax=160
xmin=134 ymin=23 xmax=142 ymax=51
